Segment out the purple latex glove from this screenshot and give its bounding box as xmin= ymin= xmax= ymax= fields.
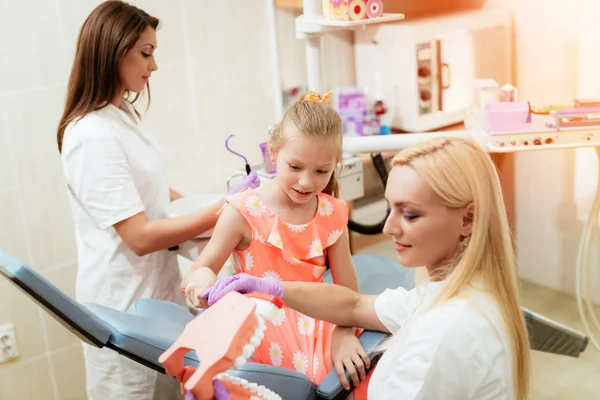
xmin=185 ymin=380 xmax=230 ymax=400
xmin=201 ymin=273 xmax=284 ymax=306
xmin=227 ymin=171 xmax=260 ymax=196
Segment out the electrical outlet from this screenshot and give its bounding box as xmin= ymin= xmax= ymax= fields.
xmin=0 ymin=324 xmax=20 ymax=363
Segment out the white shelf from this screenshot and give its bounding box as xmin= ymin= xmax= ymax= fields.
xmin=296 ymin=13 xmax=405 ymax=36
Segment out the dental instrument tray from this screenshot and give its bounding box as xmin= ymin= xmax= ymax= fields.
xmin=465 ymin=106 xmax=600 ymax=153
xmin=550 ymin=107 xmax=600 ymax=128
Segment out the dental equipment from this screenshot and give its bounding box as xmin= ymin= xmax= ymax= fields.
xmin=0 ymin=246 xmax=587 ymax=400
xmin=160 ymin=291 xmax=284 ymax=400
xmin=226 ymin=134 xmax=252 ymax=175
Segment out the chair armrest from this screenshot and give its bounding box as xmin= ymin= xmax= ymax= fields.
xmin=523 ymin=307 xmax=588 ymax=357
xmin=316 ymin=329 xmax=388 ymax=400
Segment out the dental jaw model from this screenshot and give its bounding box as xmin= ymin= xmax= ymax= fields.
xmin=159 ymin=292 xmax=283 ymax=400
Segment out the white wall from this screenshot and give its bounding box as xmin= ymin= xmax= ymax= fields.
xmin=488 ymin=0 xmax=600 ymax=304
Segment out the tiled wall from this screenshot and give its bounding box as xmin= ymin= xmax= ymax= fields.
xmin=0 ymin=0 xmax=96 ymax=396
xmin=1 ymin=0 xmax=599 ymax=398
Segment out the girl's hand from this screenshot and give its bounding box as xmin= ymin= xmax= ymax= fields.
xmin=330 ymin=326 xmax=371 ymax=390
xmin=182 ymin=267 xmax=218 ymax=308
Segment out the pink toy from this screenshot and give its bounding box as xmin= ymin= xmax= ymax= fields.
xmin=159 ymin=291 xmax=284 ymax=400
xmin=323 ymin=0 xmax=384 ymax=21
xmin=366 ymin=0 xmax=383 ymax=18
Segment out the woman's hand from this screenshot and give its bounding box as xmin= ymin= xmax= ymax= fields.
xmin=200 ymin=273 xmax=283 ymax=306
xmin=184 ymin=380 xmax=230 ymax=400
xmin=330 ymin=326 xmax=370 ymax=390
xmin=182 ymin=267 xmax=218 ymax=308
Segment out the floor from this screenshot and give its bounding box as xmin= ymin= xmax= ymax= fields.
xmin=353 ymin=236 xmax=600 ymax=400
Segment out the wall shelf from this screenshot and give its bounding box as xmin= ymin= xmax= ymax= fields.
xmin=296 ymin=13 xmax=405 ymax=36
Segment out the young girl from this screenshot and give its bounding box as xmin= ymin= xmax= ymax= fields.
xmin=182 ymin=92 xmax=369 ymax=386
xmin=203 ymin=136 xmax=532 ymax=400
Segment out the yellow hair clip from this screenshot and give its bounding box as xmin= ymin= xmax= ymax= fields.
xmin=304 ymin=91 xmax=333 ymax=103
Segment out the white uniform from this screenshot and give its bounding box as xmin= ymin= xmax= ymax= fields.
xmin=61 ymin=103 xmax=185 ymax=400
xmin=369 ymin=279 xmax=514 ymax=400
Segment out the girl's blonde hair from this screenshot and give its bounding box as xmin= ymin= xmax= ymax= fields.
xmin=391 ymin=137 xmax=530 ymax=400
xmin=269 ymin=92 xmax=343 ymax=197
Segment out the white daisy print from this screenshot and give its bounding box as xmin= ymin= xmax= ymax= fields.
xmin=312 ymin=355 xmax=320 ymax=378
xmin=263 ymin=270 xmax=282 ymax=281
xmin=313 ymin=266 xmax=324 ymax=279
xmin=287 ymin=223 xmax=307 ymax=233
xmin=317 ymin=198 xmax=334 ymax=217
xmin=293 ymin=351 xmax=309 ymax=374
xmin=253 ymin=229 xmax=265 ymax=243
xmin=269 ymin=307 xmax=286 ymax=327
xmin=269 ymin=342 xmax=283 ymax=367
xmin=327 ymin=229 xmax=343 ymax=246
xmin=268 ymin=231 xmax=283 ymax=249
xmin=232 ymin=252 xmax=243 ymax=272
xmin=314 ymin=255 xmax=325 ymax=264
xmin=307 ymin=238 xmax=323 ymax=259
xmin=244 ymin=251 xmax=254 ymax=270
xmin=297 ymin=315 xmax=315 ymax=336
xmin=245 ymin=195 xmax=263 ymax=218
xmin=284 ymin=255 xmax=301 ymax=265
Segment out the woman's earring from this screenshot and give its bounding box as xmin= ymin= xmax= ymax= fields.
xmin=460 ymin=236 xmax=471 ymax=250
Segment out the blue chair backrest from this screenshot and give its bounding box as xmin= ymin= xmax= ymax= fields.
xmin=0 ymin=249 xmax=111 ymax=347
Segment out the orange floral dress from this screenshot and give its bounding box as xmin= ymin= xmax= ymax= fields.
xmin=224 ymin=188 xmax=349 ymax=384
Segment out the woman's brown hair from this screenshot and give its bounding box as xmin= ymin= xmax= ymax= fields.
xmin=57 ymin=0 xmax=159 ymax=153
xmin=269 ymin=91 xmax=343 ymax=197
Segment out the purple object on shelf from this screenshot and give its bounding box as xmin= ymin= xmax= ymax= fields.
xmin=259 ymin=142 xmax=276 ymax=174
xmin=485 ymin=101 xmax=529 ymax=132
xmin=337 ymin=87 xmax=369 ymax=135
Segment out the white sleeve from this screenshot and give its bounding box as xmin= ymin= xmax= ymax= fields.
xmin=374 ymin=287 xmax=423 ymax=333
xmin=62 ymin=128 xmax=145 ymax=229
xmin=376 ymin=315 xmax=481 ymax=400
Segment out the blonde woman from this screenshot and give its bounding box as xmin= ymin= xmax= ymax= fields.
xmin=202 ymin=136 xmax=531 ymax=400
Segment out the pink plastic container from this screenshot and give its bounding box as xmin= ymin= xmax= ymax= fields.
xmin=259 ymin=142 xmax=276 ymax=174
xmin=484 ymin=102 xmax=529 ymax=131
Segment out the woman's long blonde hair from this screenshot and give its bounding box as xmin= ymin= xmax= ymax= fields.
xmin=391 ymin=137 xmax=530 ymax=400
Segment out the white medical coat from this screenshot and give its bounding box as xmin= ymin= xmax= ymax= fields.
xmin=61 ymin=103 xmax=185 ymax=400
xmin=369 ymin=280 xmax=514 ymax=399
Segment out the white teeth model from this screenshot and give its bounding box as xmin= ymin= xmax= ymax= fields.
xmin=216 ymin=373 xmax=282 ymax=400
xmin=216 ymin=298 xmax=283 ymax=400
xmin=234 ymin=355 xmax=247 ymax=369
xmin=243 ymin=344 xmax=255 ymax=358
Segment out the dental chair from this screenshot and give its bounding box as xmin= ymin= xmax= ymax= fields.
xmin=0 ymin=249 xmax=589 ymax=400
